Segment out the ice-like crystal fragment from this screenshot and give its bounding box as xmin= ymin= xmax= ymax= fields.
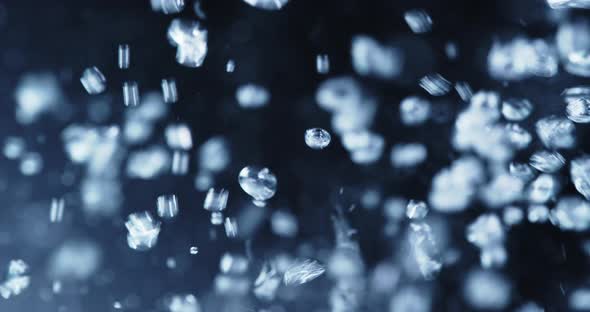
xmin=165 ymin=124 xmax=192 ymax=150
xmin=283 ymin=259 xmax=325 ymax=285
xmin=157 ymin=194 xmax=179 ymax=219
xmin=167 ymin=19 xmax=208 ymax=67
xmin=126 ymin=211 xmax=161 ymax=251
xmin=529 ymin=150 xmax=565 ymax=173
xmin=204 ymin=188 xmax=228 ymax=224
xmin=550 ymin=196 xmax=590 ymax=231
xmin=400 ymin=96 xmax=430 ymax=126
xmin=404 ymin=9 xmax=432 ymax=34
xmin=455 ymin=81 xmax=473 ymax=101
xmin=189 ymin=246 xmax=199 ymax=255
xmin=536 ymin=116 xmax=575 ymax=149
xmin=123 ymin=81 xmax=140 ymax=107
xmin=271 ymin=210 xmax=298 ymax=237
xmin=408 ymin=222 xmax=442 ymax=279
xmin=161 ymin=79 xmax=178 ymax=103
xmin=566 ymin=97 xmax=590 ymax=123
xmin=391 ymin=143 xmax=427 ymax=168
xmin=224 ymin=217 xmax=238 ymax=238
xmin=238 ymin=166 xmax=277 ymax=206
xmin=548 ymin=0 xmax=590 ymax=8
xmin=528 ymin=174 xmax=559 ymax=203
xmin=351 ymin=35 xmax=402 ymax=79
xmin=419 ymin=73 xmax=451 ymax=96
xmin=406 ymin=200 xmax=428 ymax=220
xmin=242 ymin=0 xmax=289 ymax=10
xmin=571 ymin=156 xmax=590 ymax=199
xmin=80 ymin=67 xmax=106 ymax=95
xmin=152 ymin=0 xmax=185 ymax=14
xmin=236 ymin=84 xmax=270 ymax=109
xmin=118 ymin=44 xmax=130 ymax=69
xmin=304 ymin=128 xmax=331 ymax=149
xmin=463 ymin=270 xmax=511 ymax=310
xmin=502 ymin=98 xmax=533 ymax=121
xmin=50 ymin=197 xmax=65 ymax=223
xmin=171 ymin=150 xmax=189 ymax=175
xmin=0 ymin=259 xmax=30 ymax=299
xmin=466 ymin=214 xmax=504 ymax=249
xmin=503 ymin=206 xmax=524 ymax=226
xmin=316 ymin=54 xmax=330 ymax=74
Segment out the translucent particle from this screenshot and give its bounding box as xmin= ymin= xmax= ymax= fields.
xmin=194 ymin=171 xmax=213 ymax=191
xmin=536 ymin=115 xmax=575 ymax=149
xmin=563 ymin=86 xmax=590 ymax=104
xmin=283 ymin=259 xmax=325 ymax=285
xmin=566 ymin=97 xmax=590 ymax=123
xmin=153 ymin=0 xmax=185 ymax=14
xmin=0 ymin=259 xmax=30 ymax=299
xmin=480 ymin=174 xmax=524 ymax=208
xmin=171 ymin=150 xmax=189 ymax=175
xmin=404 ymin=9 xmax=432 ymax=34
xmin=516 ymin=302 xmax=544 ymax=312
xmin=165 ymin=123 xmax=192 ymax=150
xmin=189 ymin=246 xmax=199 ymax=255
xmin=463 ymin=269 xmax=511 ymax=310
xmin=271 ymin=210 xmax=299 ymax=237
xmin=198 ymin=136 xmax=230 ymax=173
xmin=341 ymin=131 xmax=385 ymax=164
xmin=203 ymin=188 xmax=229 ymax=224
xmin=528 ymin=174 xmax=559 ymax=204
xmin=123 ymin=81 xmax=140 ymax=107
xmin=529 ymin=150 xmax=565 ymax=173
xmin=167 ymin=19 xmax=208 ymax=67
xmin=419 ymin=73 xmax=451 ymax=96
xmin=161 ymin=79 xmax=178 ymax=103
xmin=304 ymin=128 xmax=331 ymax=149
xmin=571 ymin=156 xmax=590 ymax=199
xmin=488 ymin=38 xmax=558 ymax=80
xmin=550 ymin=196 xmax=590 ymax=231
xmin=126 ymin=146 xmax=170 ymax=179
xmin=15 ymin=73 xmax=63 ymax=125
xmin=80 ymin=67 xmax=106 ymax=95
xmin=164 ymin=294 xmax=201 ymax=312
xmin=400 ymin=96 xmax=431 ymax=126
xmin=446 ymin=41 xmax=459 ymax=60
xmin=50 ymin=197 xmax=65 ymax=223
xmin=570 ymin=288 xmax=590 ymax=310
xmin=226 ymin=59 xmax=235 ymax=73
xmin=391 ymin=143 xmax=427 ymax=168
xmin=455 ymin=81 xmax=473 ymax=102
xmin=406 ymin=200 xmax=428 ymax=220
xmin=566 ymin=51 xmax=590 ymax=77
xmin=548 ymin=0 xmax=590 ymax=8
xmin=48 ymin=239 xmax=102 ymax=280
xmin=509 ymin=162 xmax=535 ymax=182
xmin=390 ymin=286 xmax=431 ymax=312
xmin=466 ymin=214 xmax=504 ymax=249
xmin=125 ymin=211 xmax=161 ymax=251
xmin=316 ymin=54 xmax=330 ymax=74
xmin=157 ymin=194 xmax=179 ymax=219
xmin=503 ymin=206 xmax=524 ymax=226
xmin=316 ymin=76 xmax=363 ymax=113
xmin=238 ymin=166 xmax=277 ymax=206
xmin=118 ymin=44 xmax=130 ymax=69
xmin=3 ymin=137 xmax=26 ymax=159
xmin=501 ymin=98 xmax=533 ymax=121
xmin=224 ymin=217 xmax=238 ymax=238
xmin=480 ymin=244 xmax=507 ymax=269
xmin=504 ymin=123 xmax=532 ymax=150
xmin=408 ymin=222 xmax=442 ymax=279
xmin=242 ymin=0 xmax=290 ymax=10
xmin=236 ymin=84 xmax=270 ymax=109
xmin=20 ymin=152 xmax=43 ymax=176
xmin=351 ymin=35 xmax=402 ymax=79
xmin=113 ymin=302 xmax=122 ymax=309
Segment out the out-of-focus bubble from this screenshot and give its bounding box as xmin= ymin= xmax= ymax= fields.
xmin=509 ymin=162 xmax=536 ymax=182
xmin=304 ymin=128 xmax=331 ymax=150
xmin=463 ymin=269 xmax=511 ymax=310
xmin=535 ymin=115 xmax=575 ymax=149
xmin=165 ymin=123 xmax=193 ymax=150
xmin=429 ymin=157 xmax=484 ymax=213
xmin=3 ymin=137 xmax=26 ymax=160
xmin=81 ymin=177 xmax=123 ymax=217
xmin=570 ymin=288 xmax=590 ymax=310
xmin=351 ymin=35 xmax=402 ymax=79
xmin=504 ymin=123 xmax=532 ymax=150
xmin=502 ymin=98 xmax=533 ymax=121
xmin=19 ymin=152 xmax=43 ymax=176
xmin=48 ymin=239 xmax=102 ymax=280
xmin=131 ymin=92 xmax=169 ymax=122
xmin=400 ymin=96 xmax=431 ymax=126
xmin=527 ymin=174 xmax=560 ymax=204
xmin=194 ymin=170 xmax=214 ymax=191
xmin=124 ymin=117 xmax=154 ymax=145
xmin=198 ymin=136 xmax=230 ymax=173
xmin=467 ymin=214 xmax=504 ymax=249
xmin=341 ymin=131 xmax=385 ymax=164
xmin=550 ymin=196 xmax=590 ymax=231
xmin=126 ymin=146 xmax=170 ymax=179
xmin=503 ymin=206 xmax=524 ymax=226
xmin=125 ymin=211 xmax=161 ymax=251
xmin=238 ymin=166 xmax=277 ymax=206
xmin=389 ymin=286 xmax=431 ymax=312
xmin=480 ymin=174 xmax=524 ymax=208
xmin=271 ymin=210 xmax=298 ymax=237
xmin=163 ymin=293 xmax=201 ymax=312
xmin=171 ymin=150 xmax=189 ymax=175
xmin=220 ymin=253 xmax=249 ymax=274
xmin=242 ymin=0 xmax=289 ymax=10
xmin=16 ymin=73 xmax=63 ymax=124
xmin=529 ymin=150 xmax=565 ymax=173
xmin=391 ymin=143 xmax=427 ymax=168
xmin=236 ymin=84 xmax=270 ymax=109
xmin=404 ymin=9 xmax=432 ymax=34
xmin=548 ymin=0 xmax=590 ymax=8
xmin=488 ymin=38 xmax=558 ymax=80
xmin=316 ymin=76 xmax=363 ymax=113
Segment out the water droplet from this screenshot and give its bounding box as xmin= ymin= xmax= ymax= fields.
xmin=238 ymin=166 xmax=277 ymax=205
xmin=304 ymin=128 xmax=331 ymax=149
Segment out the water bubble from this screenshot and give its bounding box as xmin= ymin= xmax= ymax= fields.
xmin=390 ymin=143 xmax=427 ymax=168
xmin=238 ymin=166 xmax=277 ymax=206
xmin=236 ymin=84 xmax=270 ymax=109
xmin=304 ymin=128 xmax=331 ymax=149
xmin=400 ymin=96 xmax=430 ymax=126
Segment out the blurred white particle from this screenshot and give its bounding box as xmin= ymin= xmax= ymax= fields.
xmin=166 ymin=257 xmax=177 ymax=269
xmin=566 ymin=97 xmax=590 ymax=123
xmin=242 ymin=0 xmax=290 ymax=10
xmin=171 ymin=150 xmax=189 ymax=175
xmin=152 ymin=0 xmax=185 ymax=14
xmin=167 ymin=19 xmax=208 ymax=67
xmin=165 ymin=123 xmax=192 ymax=150
xmin=3 ymin=137 xmax=25 ymax=159
xmin=391 ymin=143 xmax=427 ymax=168
xmin=224 ymin=217 xmax=238 ymax=238
xmin=570 ymin=288 xmax=590 ymax=310
xmin=254 ymin=262 xmax=281 ymax=301
xmin=400 ymin=96 xmax=431 ymax=126
xmin=404 ymin=9 xmax=432 ymax=34
xmin=157 ymin=194 xmax=179 ymax=219
xmin=50 ymin=197 xmax=65 ymax=223
xmin=270 ymin=210 xmax=298 ymax=237
xmin=341 ymin=131 xmax=385 ymax=165
xmin=529 ymin=150 xmax=565 ymax=173
xmin=0 ymin=259 xmax=30 ymax=299
xmin=509 ymin=162 xmax=535 ymax=182
xmin=236 ymin=84 xmax=270 ymax=109
xmin=15 ymin=73 xmax=63 ymax=124
xmin=283 ymin=259 xmax=325 ymax=285
xmin=48 ymin=239 xmax=102 ymax=280
xmin=194 ymin=171 xmax=213 ymax=191
xmin=238 ymin=166 xmax=277 ymax=207
xmin=189 ymin=246 xmax=199 ymax=255
xmin=123 ymin=81 xmax=140 ymax=107
xmin=548 ymin=0 xmax=590 ymax=8
xmin=504 ymin=123 xmax=532 ymax=150
xmin=528 ymin=204 xmax=550 ymax=223
xmin=113 ymin=302 xmax=122 ymax=309
xmin=566 ymin=51 xmax=590 ymax=77
xmin=528 ymin=174 xmax=559 ymax=204
xmin=351 ymin=35 xmax=402 ymax=79
xmin=165 ymin=294 xmax=201 ymax=312
xmin=126 ymin=146 xmax=170 ymax=179
xmin=161 ymin=79 xmax=178 ymax=103
xmin=502 ymin=98 xmax=533 ymax=121
xmin=316 ymin=76 xmax=363 ymax=113
xmin=80 ymin=67 xmax=106 ymax=95
xmin=390 ymin=286 xmax=431 ymax=312
xmin=118 ymin=44 xmax=130 ymax=69
xmin=536 ymin=115 xmax=575 ymax=149
xmin=503 ymin=206 xmax=524 ymax=226
xmin=480 ymin=174 xmax=524 ymax=208
xmin=419 ymin=74 xmax=451 ymax=96
xmin=125 ymin=211 xmax=161 ymax=251
xmin=563 ymin=86 xmax=590 ymax=103
xmin=408 ymin=222 xmax=442 ymax=279
xmin=316 ymin=54 xmax=330 ymax=74
xmin=571 ymin=156 xmax=590 ymax=199
xmin=446 ymin=41 xmax=458 ymax=60
xmin=204 ymin=188 xmax=229 ymax=225
xmin=219 ymin=253 xmax=249 ymax=274
xmin=19 ymin=152 xmax=43 ymax=176
xmin=466 ymin=214 xmax=504 ymax=249
xmin=198 ymin=136 xmax=230 ymax=173
xmin=488 ymin=37 xmax=558 ymax=80
xmin=406 ymin=200 xmax=428 ymax=220
xmin=304 ymin=128 xmax=331 ymax=149
xmin=463 ymin=269 xmax=511 ymax=310
xmin=550 ymin=196 xmax=590 ymax=231
xmin=226 ymin=59 xmax=235 ymax=73
xmin=455 ymin=81 xmax=473 ymax=102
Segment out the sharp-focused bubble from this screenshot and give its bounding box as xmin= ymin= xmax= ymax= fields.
xmin=238 ymin=166 xmax=277 ymax=206
xmin=304 ymin=128 xmax=331 ymax=149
